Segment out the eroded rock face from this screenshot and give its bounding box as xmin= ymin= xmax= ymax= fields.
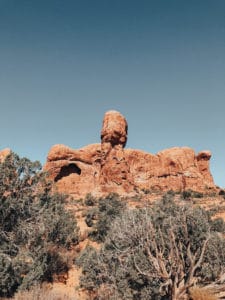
xmin=44 ymin=110 xmax=215 ymax=198
xmin=44 ymin=143 xmax=102 ymax=197
xmin=101 ymin=110 xmax=128 ymax=147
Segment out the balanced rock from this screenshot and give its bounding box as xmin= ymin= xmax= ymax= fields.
xmin=101 ymin=110 xmax=127 ymax=147
xmin=44 ymin=110 xmax=215 ymax=198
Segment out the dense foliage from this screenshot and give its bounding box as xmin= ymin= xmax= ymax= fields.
xmin=0 ymin=153 xmax=79 ymax=297
xmin=84 ymin=193 xmax=126 ymax=242
xmin=78 ymin=193 xmax=225 ymax=300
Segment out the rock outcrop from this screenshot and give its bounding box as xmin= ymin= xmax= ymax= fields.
xmin=0 ymin=148 xmax=11 ymax=163
xmin=44 ymin=111 xmax=215 ymax=198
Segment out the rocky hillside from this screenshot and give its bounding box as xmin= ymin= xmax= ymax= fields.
xmin=44 ymin=110 xmax=216 ymax=198
xmin=1 ymin=118 xmax=225 ymax=300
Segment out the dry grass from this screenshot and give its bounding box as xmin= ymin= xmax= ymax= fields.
xmin=190 ymin=286 xmax=218 ymax=300
xmin=11 ymin=284 xmax=76 ymax=300
xmin=7 ymin=265 xmax=88 ymax=300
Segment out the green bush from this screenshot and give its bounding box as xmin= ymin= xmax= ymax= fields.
xmin=182 ymin=189 xmax=204 ymax=200
xmin=75 ymin=245 xmax=100 ymax=291
xmin=85 ymin=193 xmax=126 ymax=242
xmin=0 ymin=153 xmax=79 ymax=297
xmin=78 ymin=193 xmax=225 ymax=300
xmin=210 ymin=217 xmax=225 ymax=233
xmin=84 ymin=193 xmax=97 ymax=206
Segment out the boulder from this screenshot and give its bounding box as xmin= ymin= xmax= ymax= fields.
xmin=101 ymin=110 xmax=127 ymax=147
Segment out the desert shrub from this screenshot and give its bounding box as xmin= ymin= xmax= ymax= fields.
xmin=78 ymin=193 xmax=225 ymax=300
xmin=84 ymin=193 xmax=97 ymax=206
xmin=75 ymin=245 xmax=101 ymax=291
xmin=85 ymin=193 xmax=126 ymax=242
xmin=166 ymin=189 xmax=176 ymax=196
xmin=192 ymin=191 xmax=204 ymax=198
xmin=0 ymin=254 xmax=20 ymax=297
xmin=85 ymin=211 xmax=96 ymax=227
xmin=0 ymin=153 xmax=79 ymax=297
xmin=141 ymin=188 xmax=151 ymax=194
xmin=182 ymin=189 xmax=192 ymax=199
xmin=210 ymin=217 xmax=225 ymax=233
xmin=182 ymin=189 xmax=204 ymax=200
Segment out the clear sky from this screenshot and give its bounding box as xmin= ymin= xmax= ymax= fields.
xmin=0 ymin=0 xmax=224 ymax=187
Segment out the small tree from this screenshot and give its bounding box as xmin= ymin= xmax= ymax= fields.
xmin=85 ymin=193 xmax=126 ymax=242
xmin=0 ymin=152 xmax=79 ymax=297
xmin=79 ymin=194 xmax=225 ymax=300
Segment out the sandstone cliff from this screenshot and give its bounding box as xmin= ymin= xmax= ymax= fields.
xmin=44 ymin=111 xmax=215 ymax=198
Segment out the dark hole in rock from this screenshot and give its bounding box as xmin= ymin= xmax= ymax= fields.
xmin=54 ymin=164 xmax=81 ymax=182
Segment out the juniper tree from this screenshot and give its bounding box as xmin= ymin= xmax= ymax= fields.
xmin=0 ymin=152 xmax=79 ymax=297
xmin=78 ymin=194 xmax=225 ymax=300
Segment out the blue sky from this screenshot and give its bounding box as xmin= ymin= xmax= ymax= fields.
xmin=0 ymin=0 xmax=225 ymax=187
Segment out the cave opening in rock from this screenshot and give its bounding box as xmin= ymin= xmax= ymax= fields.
xmin=54 ymin=163 xmax=81 ymax=182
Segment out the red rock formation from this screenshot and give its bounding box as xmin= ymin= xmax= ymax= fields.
xmin=44 ymin=111 xmax=215 ymax=198
xmin=0 ymin=148 xmax=11 ymax=163
xmin=101 ymin=110 xmax=128 ymax=147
